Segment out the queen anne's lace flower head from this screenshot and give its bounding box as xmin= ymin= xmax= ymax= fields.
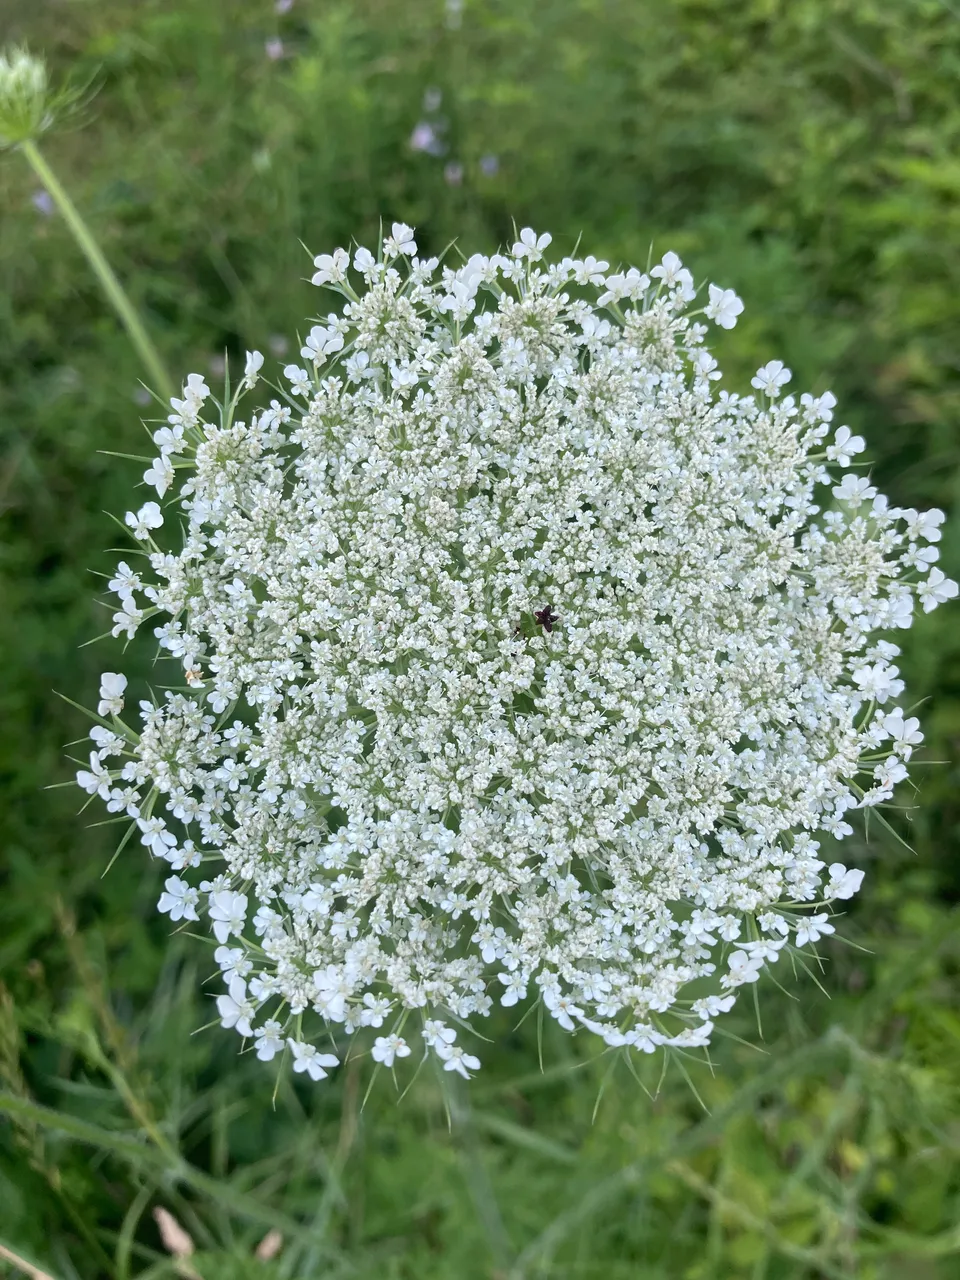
xmin=79 ymin=226 xmax=956 ymax=1083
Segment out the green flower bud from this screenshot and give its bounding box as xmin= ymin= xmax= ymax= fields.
xmin=0 ymin=46 xmax=53 ymax=149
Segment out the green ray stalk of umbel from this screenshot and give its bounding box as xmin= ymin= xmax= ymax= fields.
xmin=0 ymin=45 xmax=174 ymax=403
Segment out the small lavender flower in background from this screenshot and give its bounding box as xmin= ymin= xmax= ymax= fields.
xmin=264 ymin=38 xmax=284 ymax=61
xmin=409 ymin=121 xmax=443 ymax=155
xmin=77 ymin=227 xmax=956 ymax=1088
xmin=31 ymin=187 xmax=53 ymax=215
xmin=479 ymin=153 xmax=498 ymax=177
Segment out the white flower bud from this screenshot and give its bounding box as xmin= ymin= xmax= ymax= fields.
xmin=0 ymin=47 xmax=50 ymax=148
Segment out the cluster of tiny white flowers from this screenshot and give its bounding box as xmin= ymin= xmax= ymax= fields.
xmin=77 ymin=226 xmax=956 ymax=1083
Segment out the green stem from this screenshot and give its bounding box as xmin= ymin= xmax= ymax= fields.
xmin=20 ymin=137 xmax=175 ymax=403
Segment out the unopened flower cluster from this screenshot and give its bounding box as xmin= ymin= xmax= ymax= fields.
xmin=0 ymin=47 xmax=51 ymax=148
xmin=77 ymin=225 xmax=956 ymax=1081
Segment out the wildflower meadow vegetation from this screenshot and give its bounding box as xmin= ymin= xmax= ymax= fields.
xmin=2 ymin=1 xmax=960 ymax=1277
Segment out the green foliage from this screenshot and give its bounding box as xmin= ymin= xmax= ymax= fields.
xmin=1 ymin=0 xmax=959 ymax=1276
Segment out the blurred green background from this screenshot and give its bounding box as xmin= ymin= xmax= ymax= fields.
xmin=1 ymin=0 xmax=959 ymax=1276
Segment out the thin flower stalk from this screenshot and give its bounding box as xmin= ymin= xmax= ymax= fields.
xmin=19 ymin=138 xmax=174 ymax=402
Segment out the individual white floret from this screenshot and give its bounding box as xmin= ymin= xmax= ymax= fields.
xmin=76 ymin=751 xmax=111 ymax=799
xmin=826 ymin=864 xmax=865 ymax=900
xmin=107 ymin=562 xmax=142 ymax=603
xmin=651 ymin=251 xmax=694 ymax=300
xmin=722 ymin=951 xmax=763 ymax=988
xmin=301 ymin=324 xmax=344 ymax=362
xmin=254 ymin=1020 xmax=285 ymax=1061
xmin=283 ymin=364 xmax=311 ymax=396
xmin=512 ymin=227 xmax=552 ymax=260
xmin=371 ymin=1034 xmax=411 ymax=1067
xmin=384 ymin=222 xmax=417 ymax=257
xmin=208 ymin=890 xmax=248 ymax=944
xmin=852 ymin=661 xmax=904 ymax=703
xmin=311 ymin=247 xmax=350 ymax=286
xmin=900 ymin=542 xmax=939 ymax=571
xmin=751 ymin=360 xmax=791 ymax=397
xmin=440 ymin=1046 xmax=482 ymax=1078
xmin=917 ymin=567 xmax=958 ymax=612
xmin=704 ymin=282 xmax=743 ymax=328
xmin=242 ymin=349 xmax=264 ymax=390
xmin=422 ymin=1020 xmax=457 ymax=1055
xmin=124 ymin=501 xmax=163 ymax=539
xmin=216 ymin=976 xmax=255 ymax=1036
xmin=832 ymin=473 xmax=877 ymax=507
xmin=138 ymin=816 xmax=177 ymax=859
xmin=794 ymin=914 xmax=834 ymax=947
xmin=562 ymin=253 xmax=609 ymax=285
xmin=826 ymin=425 xmax=865 ymax=466
xmin=801 ymin=390 xmax=837 ymax=422
xmin=874 ymin=756 xmax=908 ymax=791
xmin=903 ymin=507 xmax=945 ymax=542
xmin=97 ymin=671 xmax=127 ymax=716
xmin=143 ymin=456 xmax=174 ymax=497
xmin=498 ymin=972 xmax=527 ymax=1007
xmin=215 ymin=945 xmax=252 ymax=979
xmin=157 ymin=875 xmax=199 ymax=923
xmin=882 ymin=710 xmax=923 ymax=758
xmin=288 ymin=1040 xmax=339 ymax=1081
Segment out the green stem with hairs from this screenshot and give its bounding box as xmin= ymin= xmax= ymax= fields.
xmin=20 ymin=137 xmax=175 ymax=403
